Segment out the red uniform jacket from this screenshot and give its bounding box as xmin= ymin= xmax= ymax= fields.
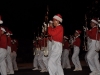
xmin=48 ymin=25 xmax=63 ymax=43
xmin=11 ymin=42 xmax=17 ymax=52
xmin=0 ymin=34 xmax=7 ymax=49
xmin=63 ymin=41 xmax=70 ymax=49
xmin=7 ymin=36 xmax=11 ymax=47
xmin=86 ymin=27 xmax=100 ymax=40
xmin=73 ymin=37 xmax=81 ymax=47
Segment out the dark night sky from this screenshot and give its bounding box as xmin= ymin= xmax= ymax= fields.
xmin=0 ymin=0 xmax=93 ymax=39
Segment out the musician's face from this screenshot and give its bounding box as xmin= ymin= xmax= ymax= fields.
xmin=74 ymin=32 xmax=78 ymax=36
xmin=90 ymin=22 xmax=96 ymax=28
xmin=53 ymin=19 xmax=58 ymax=27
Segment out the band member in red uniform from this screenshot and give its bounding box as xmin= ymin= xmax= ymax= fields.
xmin=72 ymin=30 xmax=82 ymax=71
xmin=48 ymin=14 xmax=64 ymax=75
xmin=32 ymin=39 xmax=40 ymax=70
xmin=37 ymin=36 xmax=47 ymax=72
xmin=85 ymin=18 xmax=100 ymax=75
xmin=11 ymin=39 xmax=18 ymax=71
xmin=0 ymin=27 xmax=7 ymax=75
xmin=42 ymin=20 xmax=53 ymax=72
xmin=61 ymin=36 xmax=71 ymax=69
xmin=6 ymin=30 xmax=14 ymax=74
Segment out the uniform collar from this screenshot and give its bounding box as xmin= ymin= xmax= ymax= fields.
xmin=93 ymin=26 xmax=97 ymax=28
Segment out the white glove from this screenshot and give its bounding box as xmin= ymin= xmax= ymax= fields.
xmin=42 ymin=28 xmax=44 ymax=32
xmin=83 ymin=26 xmax=88 ymax=31
xmin=64 ymin=36 xmax=68 ymax=39
xmin=43 ymin=22 xmax=46 ymax=26
xmin=48 ymin=24 xmax=49 ymax=27
xmin=44 ymin=24 xmax=47 ymax=28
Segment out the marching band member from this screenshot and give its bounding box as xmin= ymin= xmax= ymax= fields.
xmin=11 ymin=39 xmax=18 ymax=71
xmin=72 ymin=30 xmax=82 ymax=71
xmin=42 ymin=36 xmax=48 ymax=72
xmin=48 ymin=14 xmax=64 ymax=75
xmin=38 ymin=36 xmax=47 ymax=72
xmin=42 ymin=20 xmax=53 ymax=72
xmin=85 ymin=18 xmax=100 ymax=75
xmin=0 ymin=27 xmax=7 ymax=75
xmin=61 ymin=36 xmax=71 ymax=69
xmin=32 ymin=39 xmax=40 ymax=70
xmin=6 ymin=30 xmax=14 ymax=74
xmin=47 ymin=21 xmax=53 ymax=57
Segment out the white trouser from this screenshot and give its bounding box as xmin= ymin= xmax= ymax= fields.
xmin=72 ymin=45 xmax=82 ymax=69
xmin=48 ymin=40 xmax=52 ymax=57
xmin=43 ymin=55 xmax=48 ymax=70
xmin=87 ymin=39 xmax=100 ymax=72
xmin=0 ymin=48 xmax=7 ymax=75
xmin=43 ymin=40 xmax=52 ymax=71
xmin=61 ymin=49 xmax=71 ymax=68
xmin=33 ymin=49 xmax=40 ymax=68
xmin=11 ymin=51 xmax=18 ymax=70
xmin=85 ymin=37 xmax=91 ymax=65
xmin=48 ymin=41 xmax=64 ymax=75
xmin=38 ymin=49 xmax=46 ymax=70
xmin=6 ymin=46 xmax=14 ymax=73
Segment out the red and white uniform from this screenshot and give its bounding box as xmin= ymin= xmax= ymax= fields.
xmin=61 ymin=40 xmax=71 ymax=69
xmin=37 ymin=38 xmax=47 ymax=72
xmin=6 ymin=31 xmax=14 ymax=74
xmin=0 ymin=32 xmax=7 ymax=75
xmin=33 ymin=41 xmax=41 ymax=70
xmin=48 ymin=25 xmax=63 ymax=43
xmin=48 ymin=23 xmax=64 ymax=75
xmin=86 ymin=26 xmax=100 ymax=73
xmin=42 ymin=37 xmax=50 ymax=71
xmin=72 ymin=36 xmax=82 ymax=71
xmin=11 ymin=39 xmax=18 ymax=71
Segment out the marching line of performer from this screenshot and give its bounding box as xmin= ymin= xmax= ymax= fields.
xmin=32 ymin=14 xmax=100 ymax=75
xmin=0 ymin=15 xmax=18 ymax=75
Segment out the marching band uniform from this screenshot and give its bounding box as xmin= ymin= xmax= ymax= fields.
xmin=48 ymin=14 xmax=64 ymax=75
xmin=61 ymin=36 xmax=71 ymax=69
xmin=42 ymin=21 xmax=53 ymax=72
xmin=33 ymin=40 xmax=40 ymax=70
xmin=72 ymin=30 xmax=82 ymax=71
xmin=86 ymin=18 xmax=100 ymax=75
xmin=6 ymin=30 xmax=14 ymax=74
xmin=42 ymin=37 xmax=49 ymax=72
xmin=38 ymin=37 xmax=47 ymax=72
xmin=11 ymin=39 xmax=18 ymax=71
xmin=47 ymin=36 xmax=52 ymax=57
xmin=0 ymin=27 xmax=7 ymax=75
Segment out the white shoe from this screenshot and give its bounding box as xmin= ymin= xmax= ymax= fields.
xmin=7 ymin=71 xmax=14 ymax=74
xmin=14 ymin=68 xmax=18 ymax=71
xmin=40 ymin=69 xmax=47 ymax=72
xmin=73 ymin=68 xmax=78 ymax=71
xmin=32 ymin=68 xmax=38 ymax=70
xmin=77 ymin=68 xmax=82 ymax=71
xmin=89 ymin=71 xmax=98 ymax=75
